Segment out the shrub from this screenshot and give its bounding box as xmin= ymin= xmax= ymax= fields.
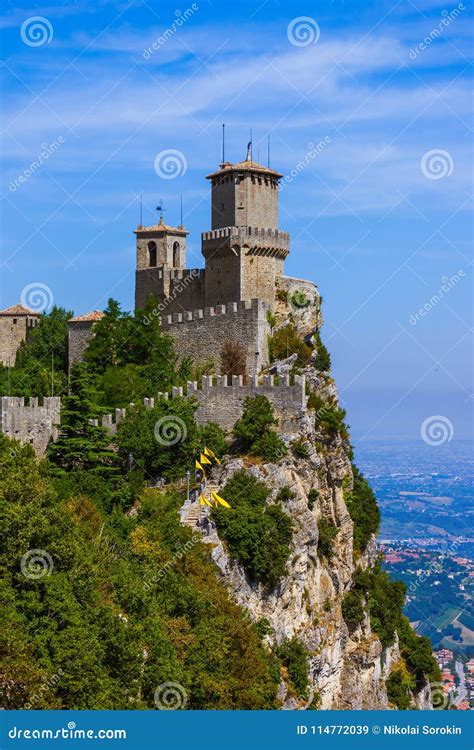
xmin=268 ymin=323 xmax=312 ymax=365
xmin=323 ymin=598 xmax=332 ymax=612
xmin=309 ymin=392 xmax=348 ymax=439
xmin=220 ymin=340 xmax=248 ymax=381
xmin=252 ymin=430 xmax=287 ymax=462
xmin=344 ymin=466 xmax=380 ymax=554
xmin=307 ymin=489 xmax=319 ymax=511
xmin=212 ymin=470 xmax=292 ymax=587
xmin=276 ymin=638 xmax=309 ymax=699
xmin=233 ymin=395 xmax=287 ymax=461
xmin=312 ymin=331 xmax=331 ymax=372
xmin=317 ymin=518 xmax=339 ymax=558
xmin=342 ymin=589 xmax=365 ymax=632
xmin=291 ymin=439 xmax=309 ymax=458
xmin=386 ymin=667 xmax=415 ymax=710
xmin=277 ymin=486 xmax=295 ymax=502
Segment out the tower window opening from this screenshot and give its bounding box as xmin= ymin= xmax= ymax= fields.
xmin=148 ymin=241 xmax=157 ymax=267
xmin=173 ymin=241 xmax=180 ymax=267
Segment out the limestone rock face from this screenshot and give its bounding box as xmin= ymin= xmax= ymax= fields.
xmin=197 ymin=364 xmax=429 ymax=710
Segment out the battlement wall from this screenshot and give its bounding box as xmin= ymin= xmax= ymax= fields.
xmin=135 ymin=266 xmax=206 ymax=312
xmin=159 ymin=298 xmax=269 ymax=377
xmin=202 ymin=226 xmax=290 ymax=259
xmin=97 ymin=374 xmax=307 ymax=435
xmin=0 ymin=396 xmax=61 ymax=456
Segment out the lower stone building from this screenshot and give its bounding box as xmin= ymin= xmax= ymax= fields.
xmin=0 ymin=304 xmax=40 ymax=367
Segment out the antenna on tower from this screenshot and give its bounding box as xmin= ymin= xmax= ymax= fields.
xmin=180 ymin=193 xmax=183 ymax=228
xmin=139 ymin=192 xmax=143 ymax=227
xmin=222 ymin=123 xmax=225 ymax=164
xmin=267 ymin=135 xmax=271 ymax=167
xmin=250 ymin=128 xmax=253 ymax=160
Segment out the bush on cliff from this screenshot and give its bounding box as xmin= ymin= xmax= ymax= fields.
xmin=233 ymin=395 xmax=287 ymax=461
xmin=212 ymin=470 xmax=292 ymax=588
xmin=276 ymin=638 xmax=309 ymax=699
xmin=268 ymin=323 xmax=312 ymax=366
xmin=344 ymin=465 xmax=380 ymax=554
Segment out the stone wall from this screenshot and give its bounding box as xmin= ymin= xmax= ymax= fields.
xmin=98 ymin=373 xmax=307 ymax=434
xmin=68 ymin=322 xmax=95 ymax=369
xmin=0 ymin=396 xmax=61 ymax=456
xmin=135 ymin=267 xmax=206 ymax=312
xmin=160 ymin=298 xmax=270 ymax=377
xmin=209 ymin=172 xmax=279 ymax=229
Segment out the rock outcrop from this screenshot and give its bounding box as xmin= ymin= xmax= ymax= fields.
xmin=189 ymin=357 xmax=431 ymax=710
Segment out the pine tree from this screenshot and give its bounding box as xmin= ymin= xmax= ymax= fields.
xmin=47 ymin=363 xmax=119 ymax=476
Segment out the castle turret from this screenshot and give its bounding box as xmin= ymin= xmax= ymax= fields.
xmin=202 ymin=155 xmax=290 ymax=307
xmin=0 ymin=304 xmax=40 ymax=367
xmin=134 ymin=216 xmax=189 ymax=310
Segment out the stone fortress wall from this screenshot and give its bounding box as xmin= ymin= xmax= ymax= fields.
xmin=0 ymin=396 xmax=61 ymax=456
xmin=159 ymin=298 xmax=270 ymax=378
xmin=91 ymin=373 xmax=307 ymax=435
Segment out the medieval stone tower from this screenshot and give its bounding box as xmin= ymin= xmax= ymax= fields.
xmin=202 ymin=157 xmax=289 ymax=307
xmin=132 ymin=149 xmax=313 ymax=377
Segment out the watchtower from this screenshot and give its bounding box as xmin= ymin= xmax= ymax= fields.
xmin=202 ymin=151 xmax=290 ymax=307
xmin=134 ymin=215 xmax=189 ymax=310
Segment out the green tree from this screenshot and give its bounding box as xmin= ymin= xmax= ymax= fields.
xmin=212 ymin=470 xmax=292 ymax=587
xmin=344 ymin=465 xmax=380 ymax=554
xmin=268 ymin=323 xmax=312 ymax=365
xmin=115 ymin=398 xmax=199 ymax=481
xmin=47 ymin=363 xmax=119 ymax=477
xmin=233 ymin=395 xmax=287 ymax=461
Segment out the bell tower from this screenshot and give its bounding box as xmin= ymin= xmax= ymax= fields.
xmin=134 ymin=214 xmax=188 ymax=310
xmin=201 ymin=151 xmax=290 ymax=307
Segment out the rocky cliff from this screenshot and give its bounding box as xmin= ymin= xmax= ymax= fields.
xmin=190 ymin=309 xmax=433 ymax=710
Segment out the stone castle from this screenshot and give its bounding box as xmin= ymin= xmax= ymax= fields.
xmin=1 ymin=149 xmax=319 ymax=453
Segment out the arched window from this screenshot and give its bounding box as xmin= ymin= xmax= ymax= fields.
xmin=173 ymin=241 xmax=180 ymax=267
xmin=148 ymin=241 xmax=157 ymax=267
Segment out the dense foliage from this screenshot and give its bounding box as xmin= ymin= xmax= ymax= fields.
xmin=0 ymin=307 xmax=71 ymax=397
xmin=308 ymin=392 xmax=348 ymax=439
xmin=343 ymin=466 xmax=380 ymax=555
xmin=0 ymin=435 xmax=278 ymax=709
xmin=233 ymin=395 xmax=287 ymax=461
xmin=268 ymin=323 xmax=312 ymax=366
xmin=212 ymin=470 xmax=292 ymax=588
xmin=276 ymin=638 xmax=309 ymax=699
xmin=317 ymin=518 xmax=339 ymax=559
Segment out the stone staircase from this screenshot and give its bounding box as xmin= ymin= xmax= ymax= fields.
xmin=181 ymin=479 xmax=220 ymax=530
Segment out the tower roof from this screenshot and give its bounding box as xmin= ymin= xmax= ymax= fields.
xmin=134 ymin=215 xmax=188 ymax=236
xmin=0 ymin=303 xmax=40 ymax=317
xmin=206 ymin=159 xmax=282 ymax=180
xmin=68 ymin=310 xmax=104 ymax=323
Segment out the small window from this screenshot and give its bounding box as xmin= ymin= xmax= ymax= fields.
xmin=173 ymin=241 xmax=180 ymax=267
xmin=148 ymin=241 xmax=157 ymax=267
xmin=13 ymin=318 xmax=17 ymax=324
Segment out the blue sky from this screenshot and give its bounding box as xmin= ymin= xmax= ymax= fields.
xmin=0 ymin=0 xmax=472 ymax=441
